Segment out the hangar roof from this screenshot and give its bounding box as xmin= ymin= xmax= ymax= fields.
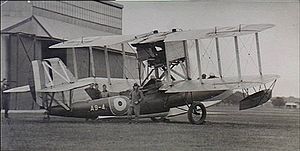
xmin=99 ymin=1 xmax=124 ymax=9
xmin=1 ymin=15 xmax=115 ymax=40
xmin=1 ymin=1 xmax=123 ymax=39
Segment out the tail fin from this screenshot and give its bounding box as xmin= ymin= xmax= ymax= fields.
xmin=32 ymin=60 xmax=45 ymax=91
xmin=31 ymin=58 xmax=77 ymax=107
xmin=32 ymin=58 xmax=77 ymax=90
xmin=5 ymin=58 xmax=81 ymax=108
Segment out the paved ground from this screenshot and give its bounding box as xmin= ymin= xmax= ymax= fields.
xmin=1 ymin=106 xmax=299 ymax=151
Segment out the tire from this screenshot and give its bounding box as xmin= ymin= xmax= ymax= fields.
xmin=188 ymin=102 xmax=206 ymax=125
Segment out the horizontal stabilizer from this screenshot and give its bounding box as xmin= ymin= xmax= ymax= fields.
xmin=37 ymin=80 xmax=94 ymax=92
xmin=3 ymin=85 xmax=30 ymax=93
xmin=239 ymin=90 xmax=272 ymax=110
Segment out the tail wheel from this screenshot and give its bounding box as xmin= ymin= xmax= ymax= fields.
xmin=188 ymin=102 xmax=206 ymax=125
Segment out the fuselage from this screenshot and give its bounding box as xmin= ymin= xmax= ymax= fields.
xmin=48 ymin=88 xmax=225 ymax=119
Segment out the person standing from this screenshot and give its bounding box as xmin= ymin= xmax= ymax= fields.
xmin=1 ymin=81 xmax=10 ymax=118
xmin=128 ymin=83 xmax=144 ymax=123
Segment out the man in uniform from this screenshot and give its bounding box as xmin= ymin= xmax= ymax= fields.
xmin=85 ymin=83 xmax=101 ymax=100
xmin=101 ymin=84 xmax=109 ymax=98
xmin=1 ymin=79 xmax=10 ymax=118
xmin=128 ymin=83 xmax=144 ymax=123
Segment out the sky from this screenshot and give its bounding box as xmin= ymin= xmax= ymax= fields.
xmin=118 ymin=0 xmax=299 ymax=97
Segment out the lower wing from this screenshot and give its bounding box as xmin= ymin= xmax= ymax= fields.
xmin=161 ymin=74 xmax=279 ymax=93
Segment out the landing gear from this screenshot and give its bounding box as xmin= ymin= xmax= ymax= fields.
xmin=188 ymin=102 xmax=206 ymax=125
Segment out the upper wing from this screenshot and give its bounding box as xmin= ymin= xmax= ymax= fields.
xmin=161 ymin=74 xmax=279 ymax=93
xmin=49 ymin=24 xmax=274 ymax=49
xmin=164 ymin=24 xmax=274 ymax=42
xmin=49 ymin=35 xmax=135 ymax=49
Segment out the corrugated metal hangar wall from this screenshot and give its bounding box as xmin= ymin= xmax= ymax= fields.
xmin=1 ymin=1 xmax=138 ymax=110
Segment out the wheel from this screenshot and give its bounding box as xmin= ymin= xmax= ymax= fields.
xmin=188 ymin=102 xmax=206 ymax=125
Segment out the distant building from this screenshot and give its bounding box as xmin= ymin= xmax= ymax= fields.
xmin=1 ymin=1 xmax=138 ymax=109
xmin=285 ymin=102 xmax=299 ymax=109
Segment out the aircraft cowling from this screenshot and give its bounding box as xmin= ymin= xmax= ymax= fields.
xmin=108 ymin=96 xmax=130 ymax=115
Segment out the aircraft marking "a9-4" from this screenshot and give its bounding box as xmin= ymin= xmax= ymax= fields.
xmin=90 ymin=104 xmax=106 ymax=111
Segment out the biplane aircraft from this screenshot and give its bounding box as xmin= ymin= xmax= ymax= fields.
xmin=4 ymin=24 xmax=279 ymax=124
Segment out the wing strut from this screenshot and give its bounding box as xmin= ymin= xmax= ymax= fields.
xmin=72 ymin=47 xmax=78 ymax=79
xmin=255 ymin=33 xmax=263 ymax=76
xmin=183 ymin=40 xmax=191 ymax=80
xmin=234 ymin=36 xmax=242 ymax=81
xmin=89 ymin=46 xmax=95 ymax=77
xmin=215 ymin=37 xmax=223 ymax=78
xmin=69 ymin=90 xmax=73 ymax=108
xmin=104 ymin=46 xmax=111 ymax=85
xmin=121 ymin=43 xmax=127 ymax=79
xmin=166 ymin=57 xmax=172 ymax=85
xmin=195 ymin=39 xmax=203 ymax=84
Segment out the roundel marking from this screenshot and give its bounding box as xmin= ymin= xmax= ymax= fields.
xmin=113 ymin=97 xmax=127 ymax=111
xmin=108 ymin=96 xmax=129 ymax=115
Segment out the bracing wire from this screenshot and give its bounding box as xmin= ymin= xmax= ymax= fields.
xmin=220 ymin=37 xmax=236 ymax=76
xmin=166 ymin=41 xmax=190 ymax=78
xmin=223 ymin=58 xmax=236 ymax=76
xmin=199 ymin=39 xmax=219 ymax=75
xmin=239 ymin=36 xmax=259 ymax=74
xmin=239 ymin=36 xmax=250 ymax=74
xmin=110 ymin=53 xmax=139 ymax=83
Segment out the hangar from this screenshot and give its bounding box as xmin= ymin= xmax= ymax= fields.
xmin=1 ymin=1 xmax=138 ymax=109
